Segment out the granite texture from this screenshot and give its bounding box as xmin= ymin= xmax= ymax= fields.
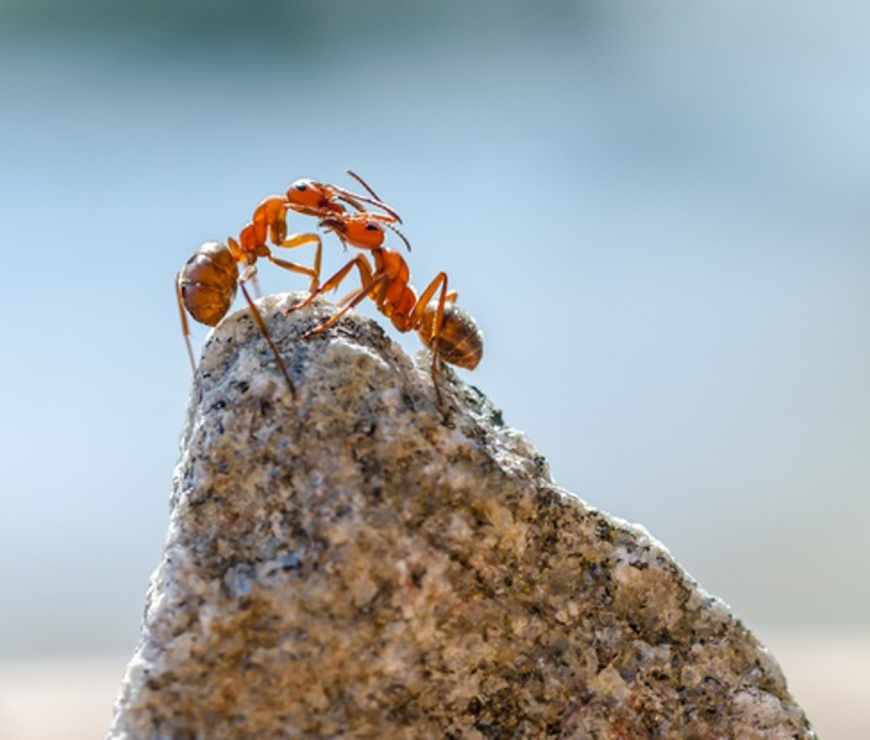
xmin=109 ymin=293 xmax=816 ymax=739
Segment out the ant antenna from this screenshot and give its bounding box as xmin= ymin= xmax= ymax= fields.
xmin=345 ymin=170 xmax=403 ymax=224
xmin=385 ymin=221 xmax=412 ymax=253
xmin=347 ymin=170 xmax=384 ymax=203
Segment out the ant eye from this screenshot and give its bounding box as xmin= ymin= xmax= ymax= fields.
xmin=365 ymin=223 xmax=380 ymax=232
xmin=295 ymin=183 xmax=307 ymax=192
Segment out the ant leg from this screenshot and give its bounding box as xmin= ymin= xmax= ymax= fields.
xmin=411 ymin=271 xmax=449 ymax=331
xmin=411 ymin=272 xmax=450 ymax=405
xmin=175 ymin=272 xmax=197 ymax=373
xmin=238 ymin=265 xmax=296 ymax=399
xmin=274 ymin=232 xmax=323 ymax=292
xmin=267 ymin=254 xmax=320 ymax=303
xmin=288 ymin=254 xmax=372 ymax=315
xmin=304 ymin=271 xmax=389 ymax=338
xmin=250 ymin=272 xmax=263 ymax=299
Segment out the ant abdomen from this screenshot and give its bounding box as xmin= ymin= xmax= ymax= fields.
xmin=178 ymin=241 xmax=239 ymax=326
xmin=418 ymin=302 xmax=483 ymax=371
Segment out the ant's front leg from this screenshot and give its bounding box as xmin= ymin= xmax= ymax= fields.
xmin=305 ymin=270 xmax=391 ymax=339
xmin=268 ymin=232 xmax=322 ymax=293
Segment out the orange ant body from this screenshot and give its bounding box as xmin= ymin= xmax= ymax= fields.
xmin=176 ymin=173 xmax=404 ymax=396
xmin=291 ymin=213 xmax=483 ymax=404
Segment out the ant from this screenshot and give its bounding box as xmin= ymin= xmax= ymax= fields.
xmin=289 ymin=213 xmax=483 ymax=405
xmin=176 ymin=173 xmax=405 ymax=397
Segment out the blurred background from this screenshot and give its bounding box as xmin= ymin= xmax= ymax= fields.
xmin=1 ymin=0 xmax=867 ymax=737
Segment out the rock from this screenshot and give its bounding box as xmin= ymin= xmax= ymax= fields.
xmin=109 ymin=293 xmax=816 ymax=739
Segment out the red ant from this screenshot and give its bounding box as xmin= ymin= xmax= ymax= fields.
xmin=289 ymin=213 xmax=483 ymax=404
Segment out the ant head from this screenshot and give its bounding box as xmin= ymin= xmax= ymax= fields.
xmin=320 ymin=214 xmax=385 ymax=250
xmin=285 ymin=178 xmax=331 ymax=210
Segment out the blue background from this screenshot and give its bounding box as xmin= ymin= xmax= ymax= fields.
xmin=1 ymin=0 xmax=868 ymax=658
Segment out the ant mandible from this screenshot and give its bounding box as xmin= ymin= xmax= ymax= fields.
xmin=289 ymin=213 xmax=483 ymax=405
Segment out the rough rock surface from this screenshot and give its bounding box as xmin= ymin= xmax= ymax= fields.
xmin=109 ymin=293 xmax=816 ymax=739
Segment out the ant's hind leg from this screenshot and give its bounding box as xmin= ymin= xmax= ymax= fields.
xmin=411 ymin=271 xmax=450 ymax=405
xmin=175 ymin=272 xmax=197 ymax=373
xmin=238 ymin=266 xmax=296 ymax=398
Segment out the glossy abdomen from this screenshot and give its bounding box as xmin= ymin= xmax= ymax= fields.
xmin=178 ymin=241 xmax=239 ymax=326
xmin=418 ymin=302 xmax=483 ymax=370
